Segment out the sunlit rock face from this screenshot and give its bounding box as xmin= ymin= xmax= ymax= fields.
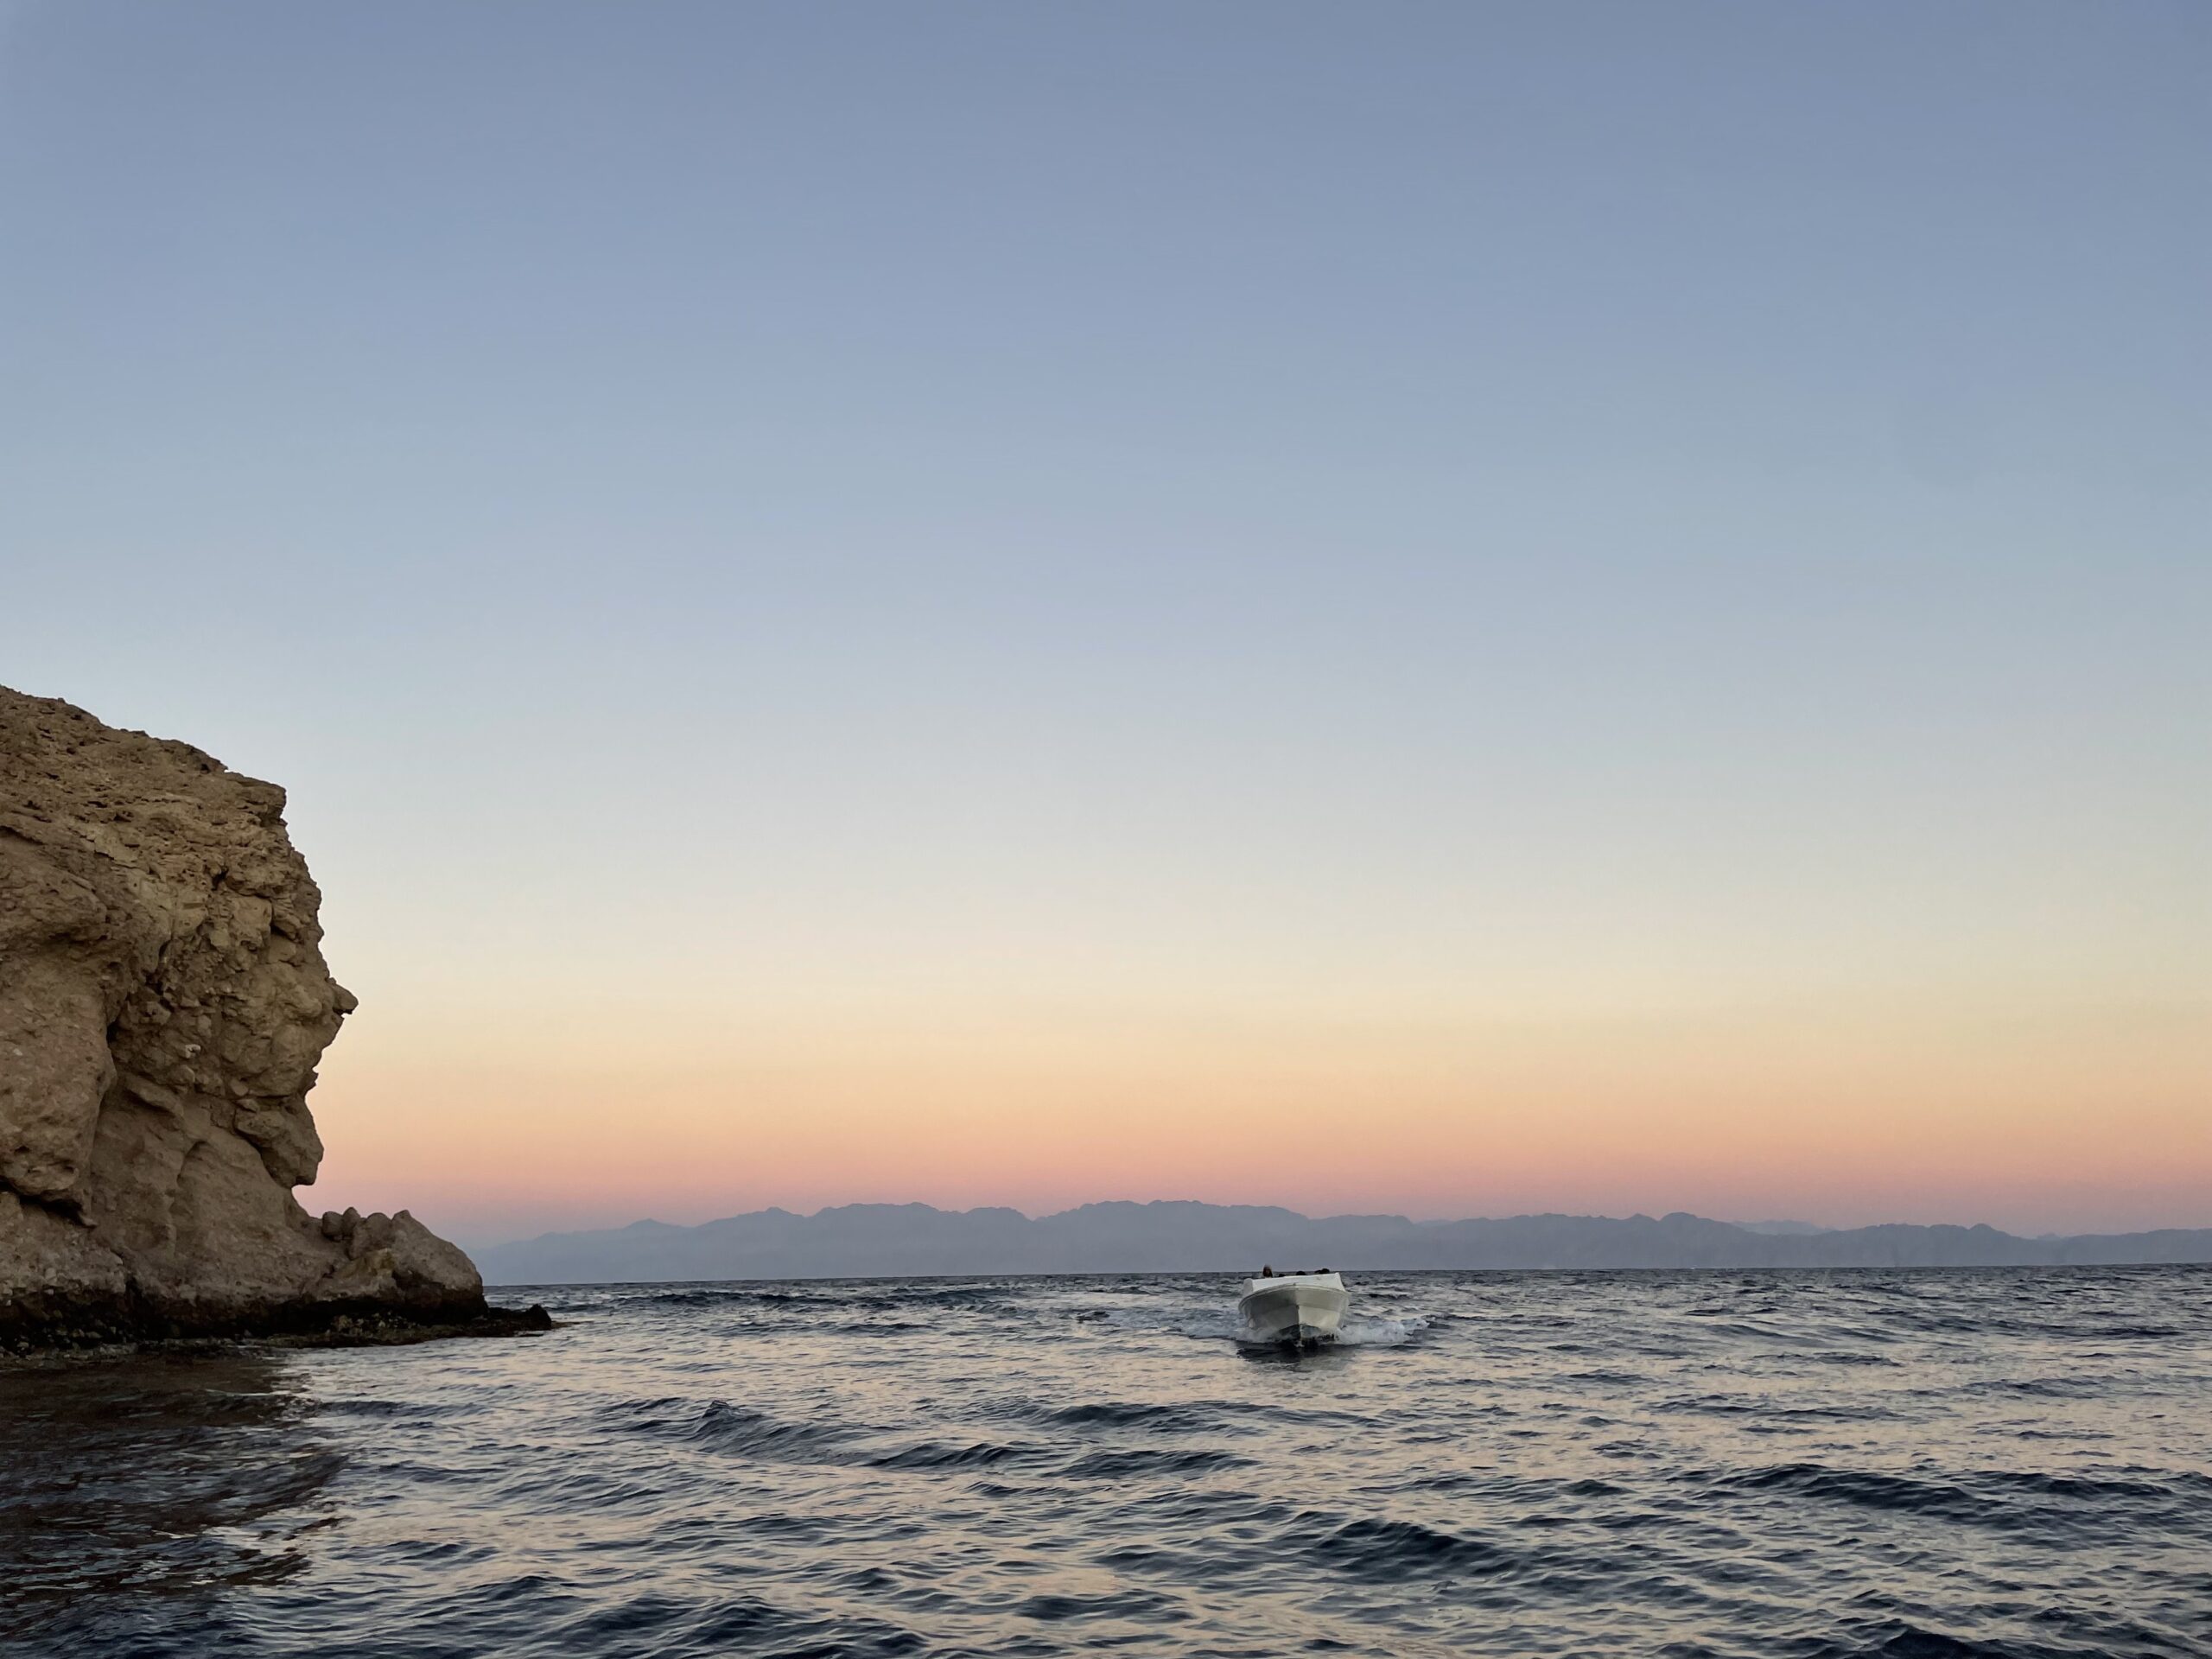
xmin=0 ymin=686 xmax=480 ymax=1342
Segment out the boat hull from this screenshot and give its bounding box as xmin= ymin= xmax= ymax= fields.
xmin=1236 ymin=1278 xmax=1349 ymax=1347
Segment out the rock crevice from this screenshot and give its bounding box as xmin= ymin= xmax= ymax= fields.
xmin=0 ymin=686 xmax=485 ymax=1344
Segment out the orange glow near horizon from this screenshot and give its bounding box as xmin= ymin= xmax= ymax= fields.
xmin=308 ymin=988 xmax=2212 ymax=1243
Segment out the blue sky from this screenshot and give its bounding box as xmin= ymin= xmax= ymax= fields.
xmin=2 ymin=3 xmax=2205 ymax=1238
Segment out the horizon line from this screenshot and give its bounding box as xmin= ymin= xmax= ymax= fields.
xmin=467 ymin=1197 xmax=2206 ymax=1252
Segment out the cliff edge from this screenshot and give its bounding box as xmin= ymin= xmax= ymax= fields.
xmin=1 ymin=686 xmax=487 ymax=1345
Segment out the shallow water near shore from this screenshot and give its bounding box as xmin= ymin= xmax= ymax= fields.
xmin=3 ymin=1266 xmax=2209 ymax=1657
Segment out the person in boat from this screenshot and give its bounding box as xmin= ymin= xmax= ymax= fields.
xmin=1261 ymin=1265 xmax=1275 ymax=1277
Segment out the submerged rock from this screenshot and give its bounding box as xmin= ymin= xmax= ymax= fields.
xmin=0 ymin=686 xmax=495 ymax=1346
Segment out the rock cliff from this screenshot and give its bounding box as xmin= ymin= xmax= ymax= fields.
xmin=0 ymin=686 xmax=486 ymax=1344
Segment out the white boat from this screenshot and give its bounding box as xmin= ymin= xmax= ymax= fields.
xmin=1236 ymin=1270 xmax=1349 ymax=1348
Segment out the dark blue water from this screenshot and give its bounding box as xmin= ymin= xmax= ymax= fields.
xmin=4 ymin=1267 xmax=2209 ymax=1656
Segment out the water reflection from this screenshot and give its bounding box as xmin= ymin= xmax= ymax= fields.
xmin=3 ymin=1270 xmax=2209 ymax=1656
xmin=0 ymin=1351 xmax=338 ymax=1643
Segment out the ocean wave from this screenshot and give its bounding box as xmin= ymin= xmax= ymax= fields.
xmin=1788 ymin=1618 xmax=2113 ymax=1658
xmin=1007 ymin=1398 xmax=1242 ymax=1434
xmin=866 ymin=1438 xmax=1044 ymax=1471
xmin=1337 ymin=1314 xmax=1432 ymax=1345
xmin=1721 ymin=1463 xmax=1993 ymax=1522
xmin=1292 ymin=1513 xmax=1519 ymax=1582
xmin=1062 ymin=1446 xmax=1253 ymax=1479
xmin=1656 ymin=1396 xmax=1894 ymax=1423
xmin=15 ymin=1263 xmax=2209 ymax=1658
xmin=597 ymin=1396 xmax=861 ymax=1461
xmin=1706 ymin=1461 xmax=2177 ymax=1539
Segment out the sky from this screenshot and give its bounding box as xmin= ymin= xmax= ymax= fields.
xmin=1 ymin=3 xmax=2206 ymax=1248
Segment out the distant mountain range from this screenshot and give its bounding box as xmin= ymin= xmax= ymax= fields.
xmin=474 ymin=1201 xmax=2212 ymax=1286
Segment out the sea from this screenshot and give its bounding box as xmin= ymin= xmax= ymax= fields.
xmin=3 ymin=1267 xmax=2209 ymax=1658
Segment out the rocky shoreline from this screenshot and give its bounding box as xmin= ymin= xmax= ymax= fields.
xmin=2 ymin=1297 xmax=555 ymax=1359
xmin=1 ymin=687 xmax=510 ymax=1355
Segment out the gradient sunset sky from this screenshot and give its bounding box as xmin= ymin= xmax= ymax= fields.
xmin=3 ymin=3 xmax=2205 ymax=1247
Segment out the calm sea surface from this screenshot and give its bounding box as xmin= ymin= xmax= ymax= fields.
xmin=3 ymin=1267 xmax=2209 ymax=1657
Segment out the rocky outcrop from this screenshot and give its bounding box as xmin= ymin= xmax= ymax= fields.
xmin=0 ymin=686 xmax=488 ymax=1346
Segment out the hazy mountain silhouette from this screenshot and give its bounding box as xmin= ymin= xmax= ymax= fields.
xmin=1733 ymin=1219 xmax=1836 ymax=1236
xmin=474 ymin=1201 xmax=2212 ymax=1285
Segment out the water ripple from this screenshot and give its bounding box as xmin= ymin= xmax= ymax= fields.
xmin=2 ymin=1266 xmax=2208 ymax=1656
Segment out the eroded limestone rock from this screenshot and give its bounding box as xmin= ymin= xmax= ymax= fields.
xmin=0 ymin=686 xmax=485 ymax=1343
